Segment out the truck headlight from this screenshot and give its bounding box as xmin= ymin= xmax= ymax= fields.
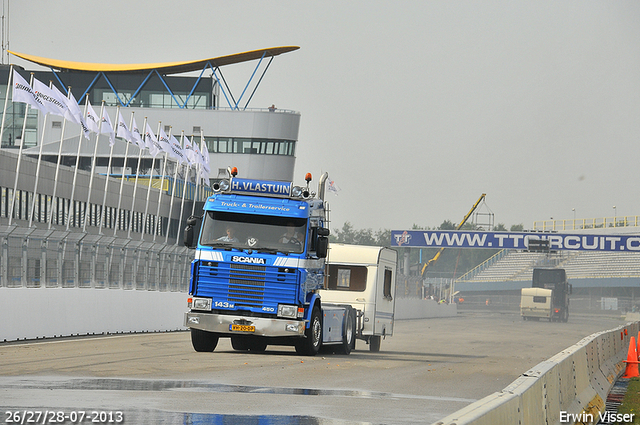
xmin=192 ymin=297 xmax=212 ymax=311
xmin=277 ymin=304 xmax=298 ymax=318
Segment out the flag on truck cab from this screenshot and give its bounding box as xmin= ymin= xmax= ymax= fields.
xmin=327 ymin=179 xmax=341 ymax=196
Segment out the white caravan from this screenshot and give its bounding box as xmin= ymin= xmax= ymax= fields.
xmin=320 ymin=244 xmax=397 ymax=352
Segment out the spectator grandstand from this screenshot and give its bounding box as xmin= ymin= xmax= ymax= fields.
xmin=458 ymin=249 xmax=640 ymax=283
xmin=453 ymin=221 xmax=640 ymax=312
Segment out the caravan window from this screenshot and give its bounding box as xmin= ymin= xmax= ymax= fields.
xmin=383 ymin=268 xmax=393 ymax=300
xmin=533 ymin=296 xmax=547 ymax=303
xmin=326 ymin=265 xmax=367 ymax=291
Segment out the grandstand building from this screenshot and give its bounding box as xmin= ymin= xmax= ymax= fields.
xmin=0 ymin=47 xmax=301 ymax=241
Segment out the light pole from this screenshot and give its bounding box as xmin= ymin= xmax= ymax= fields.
xmin=572 ymin=208 xmax=576 ymax=229
xmin=613 ymin=206 xmax=617 ymax=227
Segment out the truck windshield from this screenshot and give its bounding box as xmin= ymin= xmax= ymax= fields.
xmin=199 ymin=211 xmax=307 ymax=254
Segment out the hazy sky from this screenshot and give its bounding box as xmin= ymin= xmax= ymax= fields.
xmin=7 ymin=1 xmax=640 ymax=232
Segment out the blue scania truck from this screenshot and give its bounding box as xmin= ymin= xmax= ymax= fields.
xmin=183 ymin=168 xmax=356 ymax=355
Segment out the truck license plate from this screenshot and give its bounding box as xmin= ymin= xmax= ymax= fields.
xmin=230 ymin=324 xmax=255 ymax=332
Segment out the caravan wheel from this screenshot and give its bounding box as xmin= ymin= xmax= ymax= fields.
xmin=369 ymin=335 xmax=381 ymax=352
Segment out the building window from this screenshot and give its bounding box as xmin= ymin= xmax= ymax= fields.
xmin=204 ymin=137 xmax=294 ymax=156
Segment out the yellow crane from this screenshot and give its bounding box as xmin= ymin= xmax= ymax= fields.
xmin=420 ymin=193 xmax=487 ymax=277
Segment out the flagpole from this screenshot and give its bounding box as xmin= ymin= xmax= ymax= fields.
xmin=28 ymin=81 xmax=57 ymax=227
xmin=114 ymin=111 xmax=134 ymax=237
xmin=153 ymin=126 xmax=171 ymax=242
xmin=8 ymin=72 xmax=35 ymax=226
xmin=83 ymin=100 xmax=105 ymax=232
xmin=66 ymin=95 xmax=90 ymax=231
xmin=0 ymin=64 xmax=13 ymax=147
xmin=164 ymin=130 xmax=183 ymax=244
xmin=98 ymin=105 xmax=117 ymax=234
xmin=191 ymin=135 xmax=201 ymax=217
xmin=153 ymin=151 xmax=169 ymax=242
xmin=176 ymin=154 xmax=191 ymax=246
xmin=127 ymin=116 xmax=147 ymax=239
xmin=141 ymin=121 xmax=161 ymax=241
xmin=47 ymin=87 xmax=75 ymax=230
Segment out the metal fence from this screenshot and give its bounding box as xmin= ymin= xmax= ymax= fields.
xmin=0 ymin=225 xmax=192 ymax=292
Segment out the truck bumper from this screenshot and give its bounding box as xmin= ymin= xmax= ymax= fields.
xmin=184 ymin=312 xmax=306 ymax=337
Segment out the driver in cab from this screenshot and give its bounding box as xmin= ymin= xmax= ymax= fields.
xmin=280 ymin=225 xmax=301 ymax=244
xmin=218 ymin=225 xmax=239 ymax=243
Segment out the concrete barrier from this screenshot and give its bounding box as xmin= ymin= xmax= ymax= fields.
xmin=0 ymin=290 xmax=456 ymax=342
xmin=433 ymin=322 xmax=639 ymax=425
xmin=0 ymin=288 xmax=186 ymax=342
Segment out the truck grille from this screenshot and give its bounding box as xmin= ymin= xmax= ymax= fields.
xmin=195 ymin=261 xmax=298 ymax=308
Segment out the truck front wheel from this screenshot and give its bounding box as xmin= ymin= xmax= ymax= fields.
xmin=191 ymin=329 xmax=219 ymax=352
xmin=296 ymin=306 xmax=322 ymax=356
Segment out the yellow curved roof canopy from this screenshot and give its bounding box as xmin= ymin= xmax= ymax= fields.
xmin=8 ymin=46 xmax=300 ymax=74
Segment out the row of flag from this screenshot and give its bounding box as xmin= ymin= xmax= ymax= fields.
xmin=11 ymin=69 xmax=210 ymax=182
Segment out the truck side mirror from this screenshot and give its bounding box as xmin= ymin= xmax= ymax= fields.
xmin=184 ymin=215 xmax=200 ymax=249
xmin=316 ymin=236 xmax=329 ymax=258
xmin=317 ymin=228 xmax=330 ymax=237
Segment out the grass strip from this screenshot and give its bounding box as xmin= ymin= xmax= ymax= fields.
xmin=617 ymin=377 xmax=640 ymax=424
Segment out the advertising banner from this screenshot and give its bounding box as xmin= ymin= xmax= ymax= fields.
xmin=390 ymin=230 xmax=640 ymax=252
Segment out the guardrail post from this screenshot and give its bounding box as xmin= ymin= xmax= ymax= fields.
xmin=21 ymin=236 xmax=28 ymax=287
xmin=1 ymin=233 xmax=7 ymax=287
xmin=40 ymin=238 xmax=46 ymax=287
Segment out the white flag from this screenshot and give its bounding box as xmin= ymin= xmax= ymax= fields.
xmin=169 ymin=134 xmax=187 ymax=163
xmin=199 ymin=134 xmax=210 ymax=181
xmin=31 ymin=78 xmax=69 ymax=117
xmin=131 ymin=117 xmax=144 ymax=149
xmin=183 ymin=133 xmax=197 ymax=166
xmin=64 ymin=90 xmax=90 ymax=140
xmin=11 ymin=70 xmax=47 ymax=114
xmin=116 ymin=111 xmax=132 ymax=143
xmin=85 ymin=101 xmax=100 ymax=134
xmin=327 ymin=179 xmax=341 ymax=196
xmin=157 ymin=127 xmax=173 ymax=156
xmin=144 ymin=123 xmax=161 ymax=157
xmin=100 ymin=108 xmax=115 ymax=146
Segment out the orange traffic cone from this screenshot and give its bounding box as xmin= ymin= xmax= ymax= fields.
xmin=623 ymin=336 xmax=639 ymax=378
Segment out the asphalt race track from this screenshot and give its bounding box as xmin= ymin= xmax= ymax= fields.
xmin=0 ymin=310 xmax=623 ymax=424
